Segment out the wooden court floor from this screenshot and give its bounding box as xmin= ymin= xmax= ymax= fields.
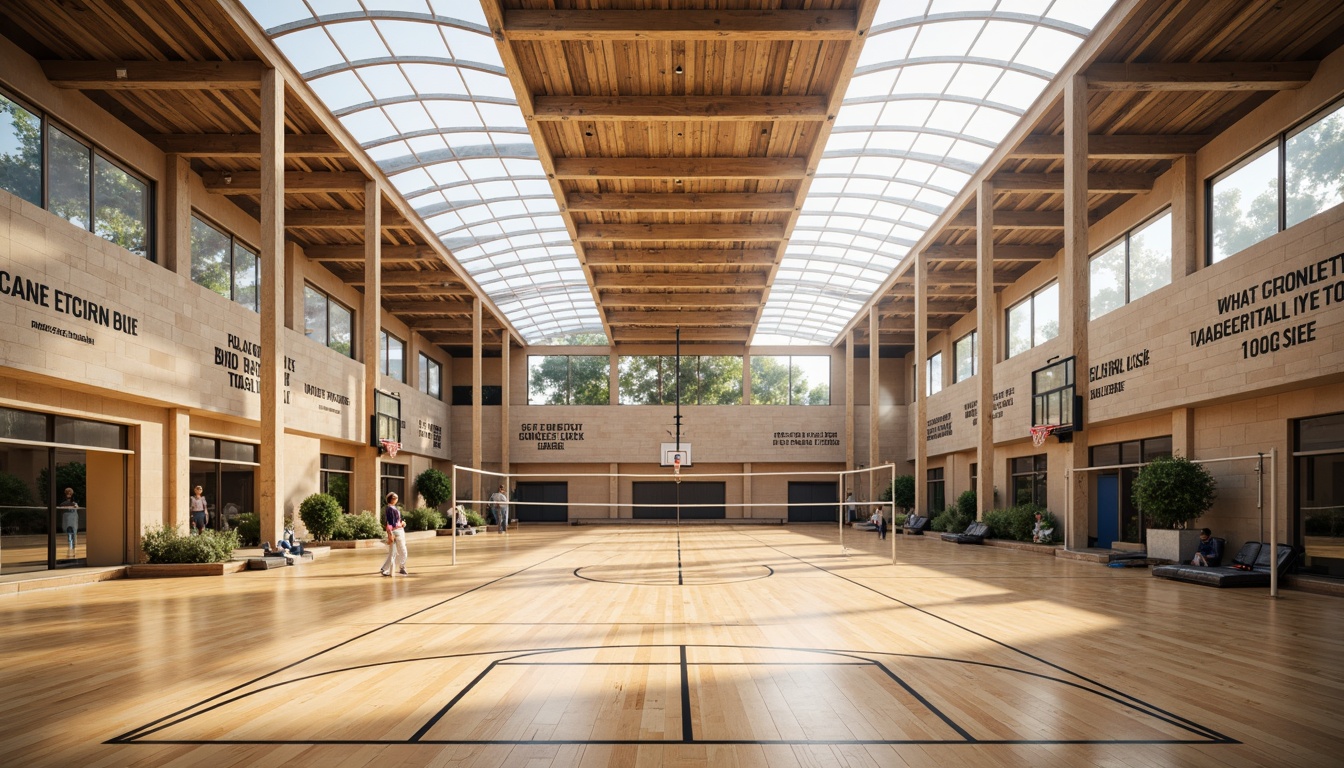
xmin=1 ymin=525 xmax=1340 ymax=767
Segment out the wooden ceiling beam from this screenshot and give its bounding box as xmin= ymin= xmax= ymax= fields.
xmin=40 ymin=60 xmax=265 ymax=90
xmin=946 ymin=210 xmax=1077 ymax=229
xmin=607 ymin=309 xmax=757 ymax=327
xmin=532 ymin=95 xmax=828 ymax=121
xmin=585 ymin=249 xmax=778 ymax=267
xmin=201 ymin=171 xmax=367 ymax=194
xmin=576 ymin=223 xmax=787 ymax=242
xmin=923 ymin=244 xmax=1058 ymax=262
xmin=599 ymin=291 xmax=762 ymax=307
xmin=353 ymin=275 xmax=470 ymax=290
xmin=306 ymin=245 xmax=438 ymax=263
xmin=285 ymin=209 xmax=409 ymax=229
xmin=1010 ymin=134 xmax=1212 ymax=158
xmin=553 ymin=157 xmax=808 ymax=179
xmin=613 ymin=328 xmax=750 ymax=343
xmin=501 ymin=10 xmax=858 ymax=40
xmin=924 ymin=271 xmax=1011 ymax=287
xmin=991 ymin=172 xmax=1157 ymax=193
xmin=384 ymin=299 xmax=495 ymax=315
xmin=144 ymin=134 xmax=345 ymax=157
xmin=1084 ymin=61 xmax=1318 ymax=91
xmin=565 ymin=192 xmax=796 ymax=212
xmin=596 ymin=273 xmax=769 ymax=289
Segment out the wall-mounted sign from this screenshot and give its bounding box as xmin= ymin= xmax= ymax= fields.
xmin=771 ymin=430 xmax=840 ymax=447
xmin=925 ymin=413 xmax=952 ymax=441
xmin=1190 ymin=253 xmax=1341 ymax=359
xmin=519 ymin=422 xmax=585 ymax=451
xmin=419 ymin=419 xmax=443 ymax=449
xmin=3 ymin=269 xmax=140 ymax=337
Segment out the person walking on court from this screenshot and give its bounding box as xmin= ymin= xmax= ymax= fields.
xmin=870 ymin=508 xmax=886 ymax=539
xmin=846 ymin=492 xmax=857 ymax=523
xmin=381 ymin=492 xmax=408 ymax=576
xmin=490 ymin=484 xmax=509 ymax=533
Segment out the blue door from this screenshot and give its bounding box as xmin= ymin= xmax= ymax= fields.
xmin=1096 ymin=473 xmax=1119 ymax=549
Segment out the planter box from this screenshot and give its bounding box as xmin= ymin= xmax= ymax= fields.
xmin=1146 ymin=528 xmax=1202 ymax=564
xmin=322 ymin=530 xmax=438 ymax=548
xmin=128 ymin=561 xmax=248 ymax=578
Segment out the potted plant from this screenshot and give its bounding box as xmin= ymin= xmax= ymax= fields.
xmin=1132 ymin=456 xmax=1217 ymax=563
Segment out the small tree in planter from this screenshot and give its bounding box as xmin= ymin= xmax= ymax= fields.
xmin=1132 ymin=456 xmax=1217 ymax=562
xmin=415 ymin=468 xmax=452 ymax=510
xmin=299 ymin=493 xmax=344 ymax=541
xmin=881 ymin=475 xmax=916 ymax=516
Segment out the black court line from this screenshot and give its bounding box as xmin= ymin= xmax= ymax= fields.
xmin=571 ymin=563 xmax=773 ymax=586
xmin=737 ymin=530 xmax=1237 ymax=745
xmin=679 ymin=645 xmax=693 ymax=741
xmin=108 ymin=535 xmax=608 ymax=744
xmin=677 ymin=528 xmax=683 ymax=585
xmin=120 ymin=642 xmax=1226 ymax=747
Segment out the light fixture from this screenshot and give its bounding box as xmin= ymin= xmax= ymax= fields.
xmin=673 ymin=65 xmax=683 ymax=75
xmin=222 ymin=173 xmax=233 ymax=185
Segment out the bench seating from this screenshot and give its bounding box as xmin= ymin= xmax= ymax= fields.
xmin=941 ymin=521 xmax=990 ymax=544
xmin=902 ymin=515 xmax=930 ymax=535
xmin=1152 ymin=542 xmax=1296 ymax=587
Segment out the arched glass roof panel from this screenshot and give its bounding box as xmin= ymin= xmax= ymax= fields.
xmin=761 ymin=0 xmax=1114 ymax=344
xmin=241 ymin=0 xmax=601 ymax=343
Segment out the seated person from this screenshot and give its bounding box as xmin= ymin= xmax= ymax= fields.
xmin=1032 ymin=513 xmax=1054 ymax=543
xmin=455 ymin=507 xmax=476 ymax=535
xmin=1190 ymin=528 xmax=1223 ymax=566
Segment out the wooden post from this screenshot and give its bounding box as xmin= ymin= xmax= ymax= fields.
xmin=472 ymin=298 xmax=483 ymax=511
xmin=359 ymin=180 xmax=382 ymax=514
xmin=868 ymin=307 xmax=879 ymax=508
xmin=1062 ymin=74 xmax=1092 ymax=551
xmin=845 ymin=330 xmax=855 ymax=482
xmin=258 ymin=68 xmax=285 ymax=547
xmin=1172 ymin=154 xmax=1198 ymax=280
xmin=914 ymin=250 xmax=928 ymax=518
xmin=163 ymin=153 xmax=190 ymax=276
xmin=976 ymin=181 xmax=997 ymax=519
xmin=501 ymin=336 xmax=511 ymax=481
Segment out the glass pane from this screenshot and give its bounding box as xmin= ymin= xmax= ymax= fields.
xmin=1033 ymin=283 xmax=1059 ymax=344
xmin=0 ymin=93 xmax=42 ymax=206
xmin=1211 ymin=145 xmax=1278 ymax=263
xmin=792 ymin=356 xmax=830 ymax=405
xmin=698 ymin=356 xmax=742 ymax=405
xmin=528 ymin=356 xmax=568 ymax=404
xmin=750 ymin=355 xmax=791 ymax=405
xmin=328 ymin=301 xmax=353 ymax=357
xmin=233 ymin=242 xmax=259 ymax=311
xmin=927 ymin=352 xmax=943 ymax=395
xmin=428 ymin=358 xmax=441 ymax=398
xmin=0 ymin=445 xmax=50 ymax=574
xmin=658 ymin=355 xmax=678 ymax=406
xmin=618 ymin=356 xmax=661 ymax=405
xmin=1299 ymin=412 xmax=1344 ymax=453
xmin=418 ymin=353 xmax=429 ymax=394
xmin=190 ymin=436 xmax=216 ymax=459
xmin=93 ymin=154 xmax=148 ymax=257
xmin=1091 ymin=443 xmax=1121 ymax=466
xmin=1142 ymin=436 xmax=1172 ymax=461
xmin=1089 ymin=240 xmax=1126 ymax=320
xmin=388 ymin=335 xmax=404 ymax=382
xmin=1006 ymin=301 xmax=1031 ymax=357
xmin=1286 ymin=100 xmax=1344 ymax=228
xmin=1300 ymin=453 xmax=1344 ymax=578
xmin=379 ymin=332 xmax=389 ymax=377
xmin=321 ymin=470 xmax=349 ymax=514
xmin=1128 ymin=211 xmax=1172 ymax=303
xmin=569 ymin=355 xmax=610 ymax=405
xmin=321 ymin=454 xmax=353 ymax=472
xmin=219 ymin=440 xmax=256 ymax=463
xmin=0 ymin=406 xmax=47 ymax=441
xmin=48 ymin=126 xmax=90 ymax=230
xmin=53 ymin=416 xmax=124 ymax=449
xmin=954 ymin=333 xmax=975 ymax=382
xmin=190 ymin=217 xmax=231 ymax=298
xmin=304 ymin=286 xmax=327 ymax=344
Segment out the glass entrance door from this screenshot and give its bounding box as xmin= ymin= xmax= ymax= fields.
xmin=1296 ymin=413 xmax=1344 ymax=579
xmin=0 ymin=445 xmax=50 ymax=575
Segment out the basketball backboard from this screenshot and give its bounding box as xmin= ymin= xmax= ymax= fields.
xmin=1031 ymin=356 xmax=1081 ymax=440
xmin=660 ymin=443 xmax=692 ymax=467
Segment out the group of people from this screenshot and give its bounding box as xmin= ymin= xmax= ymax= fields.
xmin=379 ymin=484 xmax=515 ymax=577
xmin=846 ymin=493 xmax=887 ymax=539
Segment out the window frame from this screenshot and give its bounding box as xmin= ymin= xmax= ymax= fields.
xmin=1005 ymin=281 xmax=1059 ymax=359
xmin=302 ymin=283 xmax=355 ymax=358
xmin=927 ymin=351 xmax=943 ymax=395
xmin=379 ymin=330 xmax=406 ymax=383
xmin=926 ymin=467 xmax=945 ymax=515
xmin=526 ymin=355 xmax=611 ymax=405
xmin=953 ymin=331 xmax=977 ymax=383
xmin=190 ymin=213 xmax=260 ymax=312
xmin=1089 ymin=208 xmax=1173 ymax=320
xmin=748 ymin=354 xmax=831 ymax=406
xmin=1010 ymin=454 xmax=1048 ymax=508
xmin=418 ymin=352 xmax=442 ymax=400
xmin=320 ymin=454 xmax=353 ymax=514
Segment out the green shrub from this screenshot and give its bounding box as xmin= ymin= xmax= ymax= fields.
xmin=1133 ymin=456 xmax=1217 ymax=529
xmin=459 ymin=506 xmax=487 ymax=528
xmin=931 ymin=504 xmax=974 ymax=533
xmin=331 ymin=511 xmax=384 ymax=540
xmin=956 ymin=490 xmax=976 ymax=519
xmin=881 ymin=475 xmax=916 ymax=513
xmin=141 ymin=525 xmax=238 ymax=563
xmin=415 ymin=468 xmax=453 ymax=509
xmin=299 ymin=493 xmax=344 ymax=541
xmin=404 ymin=506 xmax=446 ymax=531
xmin=234 ymin=512 xmax=261 ymax=546
xmin=982 ymin=504 xmax=1054 ymax=542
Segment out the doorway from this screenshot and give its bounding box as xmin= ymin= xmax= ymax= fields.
xmin=1295 ymin=413 xmax=1344 ymax=579
xmin=516 ymin=482 xmax=568 ymax=522
xmin=1096 ymin=473 xmax=1119 ymax=549
xmin=787 ymin=481 xmax=838 ymax=522
xmin=632 ymin=482 xmax=725 ymax=519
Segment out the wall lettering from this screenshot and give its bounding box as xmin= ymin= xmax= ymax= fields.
xmin=1087 ymin=348 xmax=1149 ymax=401
xmin=991 ymin=387 xmax=1015 ymax=420
xmin=926 ymin=412 xmax=952 ymax=441
xmin=519 ymin=422 xmax=585 ymax=451
xmin=1190 ymin=252 xmax=1341 ymax=359
xmin=1 ymin=269 xmax=140 ymax=335
xmin=771 ymin=431 xmax=840 ymax=447
xmin=419 ymin=418 xmax=443 ymax=449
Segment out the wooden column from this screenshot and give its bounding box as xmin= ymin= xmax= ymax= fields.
xmin=1062 ymin=74 xmax=1092 ymax=550
xmin=471 ymin=298 xmax=483 ymax=509
xmin=609 ymin=350 xmax=619 ymax=405
xmin=1172 ymin=155 xmax=1198 ymax=280
xmin=868 ymin=307 xmax=879 ymax=505
xmin=976 ymin=180 xmax=997 ymax=519
xmin=609 ymin=463 xmax=619 ymax=519
xmin=358 ymin=180 xmax=382 ymax=514
xmin=914 ymin=251 xmax=929 ymax=517
xmin=501 ymin=337 xmax=511 ymax=480
xmin=166 ymin=409 xmax=190 ymax=530
xmin=845 ymin=331 xmax=856 ymax=482
xmin=742 ymin=350 xmax=752 ymax=404
xmin=743 ymin=462 xmax=752 ymax=519
xmin=163 ymin=153 xmax=191 ymax=276
xmin=258 ymin=69 xmax=285 ymax=547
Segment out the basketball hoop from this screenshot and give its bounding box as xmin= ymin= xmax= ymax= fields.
xmin=673 ymin=454 xmax=682 ymax=482
xmin=1029 ymin=424 xmax=1057 ymax=447
xmin=379 ymin=439 xmax=401 ymax=458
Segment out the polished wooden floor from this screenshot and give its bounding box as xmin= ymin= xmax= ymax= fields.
xmin=1 ymin=525 xmax=1341 ymax=767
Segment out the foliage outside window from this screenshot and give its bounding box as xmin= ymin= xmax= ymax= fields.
xmin=303 ymin=284 xmax=353 ymax=357
xmin=927 ymin=467 xmax=945 ymax=515
xmin=1011 ymin=455 xmax=1048 ymax=507
xmin=750 ymin=355 xmax=830 ymax=405
xmin=1005 ymin=282 xmax=1059 ymax=358
xmin=0 ymin=92 xmax=149 ymax=258
xmin=191 ymin=215 xmax=259 ymax=312
xmin=418 ymin=353 xmax=442 ymax=399
xmin=379 ymin=331 xmax=405 ymax=382
xmin=954 ymin=331 xmax=977 ymax=382
xmin=528 ymin=355 xmax=609 ymax=405
xmin=320 ymin=454 xmax=352 ymax=514
xmin=1091 ymin=211 xmax=1172 ymax=319
xmin=618 ymin=356 xmax=743 ymax=405
xmin=927 ymin=351 xmax=943 ymax=395
xmin=1211 ymin=99 xmax=1344 ymax=263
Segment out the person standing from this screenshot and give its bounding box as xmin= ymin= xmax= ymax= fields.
xmin=870 ymin=508 xmax=886 ymax=539
xmin=59 ymin=487 xmax=79 ymax=551
xmin=490 ymin=484 xmax=509 ymax=533
xmin=381 ymin=492 xmax=408 ymax=576
xmin=189 ymin=486 xmax=208 ymax=535
xmin=846 ymin=492 xmax=857 ymax=523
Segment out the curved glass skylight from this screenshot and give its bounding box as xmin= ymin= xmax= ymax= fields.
xmin=754 ymin=0 xmax=1116 ymax=345
xmin=240 ymin=0 xmax=601 ymax=343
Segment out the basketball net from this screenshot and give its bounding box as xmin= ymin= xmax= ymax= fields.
xmin=673 ymin=455 xmax=682 ymax=482
xmin=379 ymin=439 xmax=401 ymax=458
xmin=1029 ymin=425 xmax=1056 ymax=448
